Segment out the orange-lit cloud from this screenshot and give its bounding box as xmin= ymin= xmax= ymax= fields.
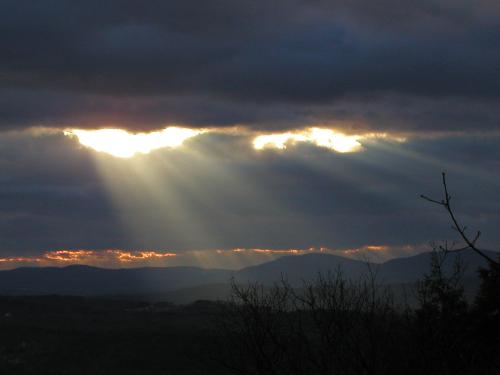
xmin=230 ymin=248 xmax=303 ymax=254
xmin=0 ymin=244 xmax=424 ymax=270
xmin=44 ymin=250 xmax=96 ymax=262
xmin=224 ymin=246 xmax=391 ymax=256
xmin=341 ymin=245 xmax=390 ymax=255
xmin=220 ymin=245 xmax=424 ymax=263
xmin=0 ymin=249 xmax=177 ymax=269
xmin=0 ymin=256 xmax=43 ymax=264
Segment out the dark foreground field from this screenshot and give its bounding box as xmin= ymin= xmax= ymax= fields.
xmin=0 ymin=296 xmax=226 ymax=375
xmin=1 ymin=250 xmax=499 ymax=375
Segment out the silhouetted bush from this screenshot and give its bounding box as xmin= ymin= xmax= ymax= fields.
xmin=214 ymin=270 xmax=410 ymax=375
xmin=472 ymin=257 xmax=500 ymax=372
xmin=214 ymin=254 xmax=499 ymax=375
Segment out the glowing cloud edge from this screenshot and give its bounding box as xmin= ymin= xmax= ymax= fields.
xmin=65 ymin=127 xmax=204 ymax=158
xmin=63 ymin=126 xmax=406 ymax=158
xmin=253 ymin=128 xmax=405 ymax=153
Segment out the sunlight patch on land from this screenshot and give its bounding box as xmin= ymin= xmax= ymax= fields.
xmin=65 ymin=127 xmax=203 ymax=158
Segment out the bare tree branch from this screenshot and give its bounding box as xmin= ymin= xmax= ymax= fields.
xmin=421 ymin=172 xmax=498 ymax=266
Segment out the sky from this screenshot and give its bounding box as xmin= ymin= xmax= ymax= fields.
xmin=0 ymin=0 xmax=499 ymax=269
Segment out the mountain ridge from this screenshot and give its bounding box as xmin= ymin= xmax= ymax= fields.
xmin=0 ymin=250 xmax=496 ymax=296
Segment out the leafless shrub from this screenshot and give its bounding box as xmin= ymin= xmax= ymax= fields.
xmin=214 ymin=269 xmax=403 ymax=375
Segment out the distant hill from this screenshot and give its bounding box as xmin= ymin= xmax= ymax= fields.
xmin=0 ymin=265 xmax=233 ymax=295
xmin=235 ymin=250 xmax=493 ymax=284
xmin=0 ymin=250 xmax=495 ymax=298
xmin=377 ymin=249 xmax=493 ymax=283
xmin=236 ymin=253 xmax=368 ymax=284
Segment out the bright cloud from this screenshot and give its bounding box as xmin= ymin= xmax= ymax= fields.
xmin=253 ymin=128 xmax=363 ymax=152
xmin=66 ymin=127 xmax=204 ymax=158
xmin=253 ymin=128 xmax=405 ymax=152
xmin=63 ymin=126 xmax=406 ymax=157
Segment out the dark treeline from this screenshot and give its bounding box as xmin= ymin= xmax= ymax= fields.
xmin=0 ymin=296 xmax=222 ymax=374
xmin=0 ymin=250 xmax=498 ymax=374
xmin=213 ymin=250 xmax=500 ymax=375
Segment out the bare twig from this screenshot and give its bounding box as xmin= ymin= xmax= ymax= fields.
xmin=421 ymin=172 xmax=498 ymax=266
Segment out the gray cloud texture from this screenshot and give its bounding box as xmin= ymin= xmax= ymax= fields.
xmin=0 ymin=130 xmax=499 ymax=257
xmin=0 ymin=0 xmax=499 ymax=131
xmin=0 ymin=1 xmax=499 ymax=262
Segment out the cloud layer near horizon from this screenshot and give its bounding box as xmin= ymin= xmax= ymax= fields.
xmin=1 ymin=0 xmax=499 ymax=132
xmin=0 ymin=245 xmax=423 ymax=270
xmin=0 ymin=1 xmax=499 ymax=267
xmin=0 ymin=129 xmax=499 ymax=264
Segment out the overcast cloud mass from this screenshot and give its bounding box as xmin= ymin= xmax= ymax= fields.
xmin=0 ymin=1 xmax=499 ymax=268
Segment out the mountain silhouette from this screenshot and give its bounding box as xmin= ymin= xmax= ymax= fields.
xmin=0 ymin=250 xmax=494 ymax=297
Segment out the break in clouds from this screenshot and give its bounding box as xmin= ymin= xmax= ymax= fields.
xmin=0 ymin=129 xmax=499 ymax=268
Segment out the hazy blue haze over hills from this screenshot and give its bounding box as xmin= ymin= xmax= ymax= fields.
xmin=0 ymin=251 xmax=493 ymax=297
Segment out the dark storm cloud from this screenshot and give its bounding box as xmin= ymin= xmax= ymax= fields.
xmin=0 ymin=131 xmax=123 ymax=252
xmin=0 ymin=0 xmax=499 ymax=131
xmin=2 ymin=91 xmax=500 ymax=133
xmin=0 ymin=130 xmax=499 ymax=257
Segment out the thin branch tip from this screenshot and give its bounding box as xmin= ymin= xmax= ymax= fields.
xmin=422 ymin=173 xmax=498 ymax=266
